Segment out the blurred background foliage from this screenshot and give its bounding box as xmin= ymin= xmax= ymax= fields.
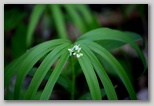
xmin=4 ymin=4 xmax=148 ymax=100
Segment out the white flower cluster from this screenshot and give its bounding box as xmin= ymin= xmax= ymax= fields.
xmin=68 ymin=44 xmax=83 ymax=58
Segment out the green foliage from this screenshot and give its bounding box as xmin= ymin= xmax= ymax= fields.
xmin=11 ymin=23 xmax=27 ymax=58
xmin=4 ymin=28 xmax=147 ymax=100
xmin=26 ymin=4 xmax=46 ymax=48
xmin=4 ymin=8 xmax=28 ymax=60
xmin=26 ymin=4 xmax=100 ymax=47
xmin=4 ymin=8 xmax=26 ymax=31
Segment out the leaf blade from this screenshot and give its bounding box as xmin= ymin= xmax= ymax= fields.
xmin=79 ymin=43 xmax=118 ymax=100
xmin=64 ymin=4 xmax=87 ymax=33
xmin=26 ymin=4 xmax=46 ymax=47
xmin=13 ymin=39 xmax=70 ymax=99
xmin=74 ymin=4 xmax=100 ymax=30
xmin=77 ymin=51 xmax=102 ymax=100
xmin=40 ymin=50 xmax=69 ymax=100
xmin=80 ymin=40 xmax=137 ymax=100
xmin=25 ymin=43 xmax=70 ymax=99
xmin=49 ymin=4 xmax=68 ymax=39
xmin=78 ymin=28 xmax=147 ymax=75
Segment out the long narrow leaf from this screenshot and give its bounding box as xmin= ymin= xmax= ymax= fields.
xmin=79 ymin=43 xmax=118 ymax=100
xmin=74 ymin=4 xmax=100 ymax=29
xmin=80 ymin=40 xmax=137 ymax=99
xmin=25 ymin=43 xmax=70 ymax=99
xmin=78 ymin=28 xmax=147 ymax=74
xmin=77 ymin=51 xmax=102 ymax=100
xmin=26 ymin=4 xmax=46 ymax=47
xmin=27 ymin=68 xmax=72 ymax=93
xmin=64 ymin=4 xmax=87 ymax=33
xmin=49 ymin=4 xmax=68 ymax=39
xmin=40 ymin=50 xmax=69 ymax=100
xmin=78 ymin=88 xmax=106 ymax=100
xmin=13 ymin=39 xmax=70 ymax=99
xmin=95 ymin=31 xmax=143 ymax=51
xmin=4 ymin=52 xmax=28 ymax=88
xmin=4 ymin=39 xmax=69 ymax=88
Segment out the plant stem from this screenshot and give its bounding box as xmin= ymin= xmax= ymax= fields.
xmin=71 ymin=56 xmax=75 ymax=100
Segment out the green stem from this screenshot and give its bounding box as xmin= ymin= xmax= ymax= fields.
xmin=71 ymin=56 xmax=75 ymax=100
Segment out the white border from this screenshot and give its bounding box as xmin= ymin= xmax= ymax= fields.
xmin=1 ymin=0 xmax=153 ymax=106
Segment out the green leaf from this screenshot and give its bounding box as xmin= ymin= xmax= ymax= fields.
xmin=40 ymin=50 xmax=69 ymax=100
xmin=25 ymin=43 xmax=70 ymax=99
xmin=48 ymin=4 xmax=68 ymax=39
xmin=78 ymin=28 xmax=147 ymax=75
xmin=31 ymin=91 xmax=42 ymax=100
xmin=79 ymin=43 xmax=118 ymax=100
xmin=4 ymin=9 xmax=26 ymax=31
xmin=80 ymin=40 xmax=137 ymax=99
xmin=57 ymin=74 xmax=72 ymax=93
xmin=26 ymin=4 xmax=46 ymax=47
xmin=95 ymin=31 xmax=142 ymax=51
xmin=78 ymin=88 xmax=106 ymax=100
xmin=11 ymin=23 xmax=27 ymax=58
xmin=64 ymin=4 xmax=87 ymax=33
xmin=13 ymin=39 xmax=70 ymax=99
xmin=4 ymin=50 xmax=30 ymax=88
xmin=77 ymin=51 xmax=102 ymax=100
xmin=74 ymin=4 xmax=93 ymax=25
xmin=74 ymin=4 xmax=100 ymax=30
xmin=28 ymin=68 xmax=72 ymax=93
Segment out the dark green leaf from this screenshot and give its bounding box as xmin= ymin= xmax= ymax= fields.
xmin=11 ymin=23 xmax=27 ymax=58
xmin=26 ymin=4 xmax=46 ymax=47
xmin=64 ymin=4 xmax=87 ymax=33
xmin=4 ymin=9 xmax=26 ymax=31
xmin=49 ymin=4 xmax=68 ymax=39
xmin=74 ymin=4 xmax=100 ymax=30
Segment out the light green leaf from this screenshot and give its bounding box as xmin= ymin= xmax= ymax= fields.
xmin=78 ymin=28 xmax=147 ymax=75
xmin=80 ymin=40 xmax=137 ymax=99
xmin=26 ymin=4 xmax=46 ymax=47
xmin=13 ymin=39 xmax=70 ymax=99
xmin=40 ymin=50 xmax=69 ymax=100
xmin=25 ymin=43 xmax=70 ymax=99
xmin=79 ymin=43 xmax=118 ymax=100
xmin=77 ymin=51 xmax=102 ymax=100
xmin=27 ymin=67 xmax=72 ymax=93
xmin=95 ymin=31 xmax=142 ymax=51
xmin=78 ymin=88 xmax=106 ymax=100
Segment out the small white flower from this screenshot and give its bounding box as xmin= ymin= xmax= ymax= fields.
xmin=73 ymin=52 xmax=76 ymax=55
xmin=68 ymin=48 xmax=73 ymax=56
xmin=77 ymin=47 xmax=81 ymax=53
xmin=76 ymin=54 xmax=80 ymax=58
xmin=79 ymin=53 xmax=83 ymax=56
xmin=76 ymin=53 xmax=83 ymax=58
xmin=68 ymin=44 xmax=83 ymax=58
xmin=74 ymin=44 xmax=80 ymax=50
